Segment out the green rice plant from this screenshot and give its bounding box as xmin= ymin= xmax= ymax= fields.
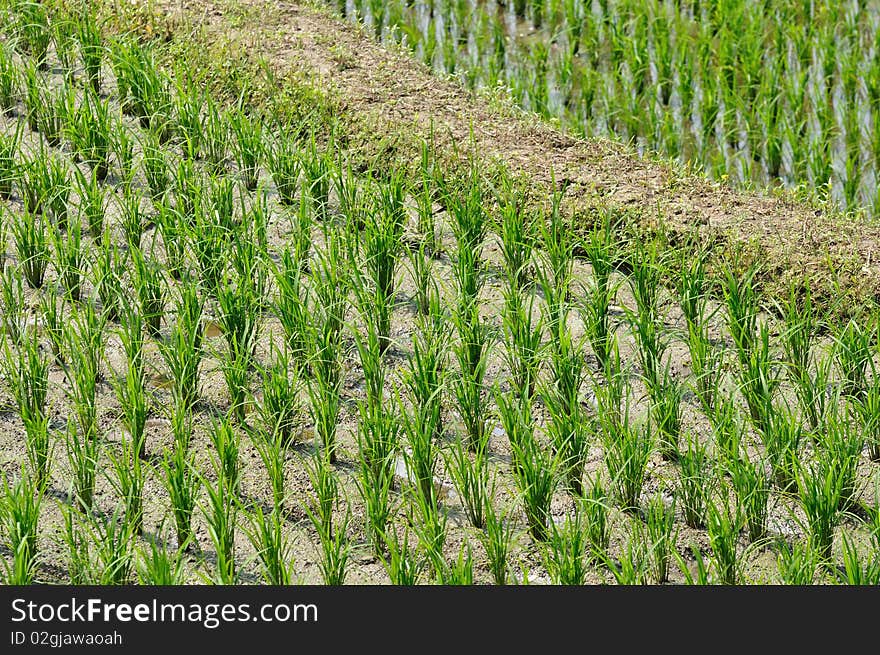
xmin=403 ymin=304 xmax=449 ymax=437
xmin=65 ymin=421 xmax=99 ymax=511
xmin=440 ymin=543 xmax=475 ymax=585
xmin=244 ymin=505 xmax=296 ymax=585
xmin=19 ymin=149 xmax=48 ymax=215
xmin=739 ymin=320 xmax=781 ymax=433
xmin=444 ymin=434 xmax=490 ymax=529
xmin=837 ymin=531 xmax=880 ymax=585
xmin=22 ymin=65 xmax=40 ymax=133
xmin=190 ymin=207 xmax=229 ymax=298
xmin=76 ymin=9 xmax=103 ymax=94
xmin=132 ymin=249 xmax=165 ymax=337
xmin=107 ymin=428 xmax=145 ymax=535
xmin=202 ymin=97 xmax=228 ymax=173
xmin=382 ymin=526 xmax=422 ymax=585
xmin=500 ymin=284 xmax=543 ymax=400
xmin=580 ymin=213 xmax=619 ymax=370
xmin=603 ymin=419 xmax=653 ymax=512
xmin=267 ymin=135 xmax=301 ymax=206
xmin=627 ymin=242 xmax=667 ymax=394
xmin=36 ymin=86 xmax=67 ymax=149
xmin=543 ymin=328 xmax=590 ymax=496
xmin=173 ymin=157 xmax=202 ymax=221
xmin=833 ymin=316 xmax=874 ymax=401
xmin=113 ymin=303 xmax=147 ymax=461
xmin=0 ymin=127 xmax=20 ymax=198
xmin=705 ymin=485 xmax=743 ymax=585
xmin=480 ymin=497 xmax=515 ymax=585
xmin=0 ymin=260 xmax=25 ymax=342
xmin=161 ymin=440 xmax=200 ymax=551
xmin=758 ymin=402 xmax=802 ymax=491
xmin=14 ymin=1 xmax=50 ymax=70
xmin=644 ymin=493 xmax=677 ymax=584
xmin=136 ymin=538 xmax=187 ymax=584
xmin=304 ymin=450 xmax=351 ymax=585
xmin=44 ymin=155 xmax=71 ymax=229
xmin=60 ymin=503 xmax=92 ymax=584
xmin=173 ymin=79 xmax=203 ymax=160
xmin=497 ymin=183 xmax=533 ymax=290
xmin=38 ymin=288 xmax=64 ymax=364
xmin=651 ymin=367 xmax=683 ymax=460
xmin=674 ymin=544 xmax=712 ymax=586
xmin=856 ymin=375 xmax=880 ymax=462
xmin=507 ymin=412 xmax=556 ymax=542
xmin=251 ymin=418 xmax=289 ymax=515
xmin=230 ymin=110 xmax=263 ymax=190
xmin=795 ymin=452 xmax=846 ymax=564
xmin=217 ymin=273 xmax=261 ymax=364
xmin=603 ymin=518 xmax=649 ymax=585
xmin=154 ymin=201 xmax=186 ymax=281
xmin=63 ymin=302 xmax=105 ymax=442
xmin=258 ymin=343 xmax=300 ymax=448
xmin=74 ymin=167 xmax=105 ymax=238
xmin=220 ymin=343 xmax=250 ymax=424
xmin=306 ymin=326 xmax=343 ymax=465
xmin=582 ymin=476 xmax=611 ymax=564
xmin=676 ymin=248 xmax=710 ymax=334
xmin=119 ymin=191 xmax=145 ymax=251
xmin=678 ymin=432 xmax=710 ymax=529
xmin=777 ymin=283 xmax=825 ymax=428
xmin=535 ymin=192 xmax=573 ymax=344
xmin=452 ymin=302 xmax=492 ymax=451
xmin=88 ymin=506 xmax=135 ymax=585
xmin=50 ymin=222 xmax=83 ymax=302
xmin=399 ymin=389 xmax=440 ymax=512
xmin=728 ymin=452 xmax=771 ymax=543
xmin=542 ymin=508 xmax=588 ymax=585
xmin=495 ymin=383 xmax=534 ymax=480
xmin=0 ymin=43 xmax=19 ymax=113
xmin=406 ymin=241 xmax=436 ymax=318
xmin=142 ymin=133 xmax=171 ymax=204
xmin=209 ymin=418 xmax=241 ymax=499
xmin=12 ymin=206 xmax=49 ymax=289
xmin=159 ymin=282 xmax=204 ymax=410
xmin=200 ymin=467 xmax=239 ymax=584
xmin=0 ymin=473 xmax=43 ymax=584
xmin=114 ymin=41 xmax=171 ymax=133
xmin=355 ymin=442 xmax=396 ymax=558
xmin=311 ymin=227 xmax=349 ymax=342
xmin=815 ymin=408 xmax=864 ymax=512
xmin=272 ymin=251 xmax=311 ymax=374
xmin=70 ymin=91 xmax=112 ymax=182
xmin=408 ymin=481 xmax=448 ymax=582
xmin=685 ymin=318 xmax=725 ymax=417
xmin=301 ymin=137 xmax=333 ymax=220
xmin=723 ymin=262 xmax=759 ymax=370
xmin=415 ymin=140 xmax=437 ymax=253
xmin=775 ymin=540 xmax=818 ymax=585
xmin=92 ymin=231 xmax=124 ymax=323
xmin=2 ymin=331 xmax=51 ymax=488
xmin=113 ymin=125 xmax=136 ymax=191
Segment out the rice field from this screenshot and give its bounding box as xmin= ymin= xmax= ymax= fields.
xmin=336 ymin=0 xmax=880 ymax=217
xmin=0 ymin=0 xmax=878 ymax=586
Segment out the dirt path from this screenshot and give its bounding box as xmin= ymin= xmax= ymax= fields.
xmin=137 ymin=0 xmax=880 ymax=312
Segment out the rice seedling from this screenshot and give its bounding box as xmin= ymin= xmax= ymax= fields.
xmin=795 ymin=451 xmax=847 ymax=565
xmin=452 ymin=304 xmax=492 ymax=452
xmin=678 ymin=432 xmax=710 ymax=529
xmin=644 ymin=493 xmax=677 ymax=584
xmin=603 ymin=518 xmax=649 ymax=585
xmin=217 ymin=279 xmax=260 ymax=419
xmin=200 ymin=466 xmax=239 ymax=584
xmin=87 ymin=506 xmax=136 ymax=585
xmin=444 ymin=434 xmax=490 ymax=529
xmin=22 ymin=65 xmax=40 ymax=133
xmin=142 ymin=133 xmax=171 ymax=204
xmin=65 ymin=421 xmax=99 ymax=511
xmin=267 ymin=135 xmax=301 ymax=206
xmin=230 ymin=109 xmax=263 ymax=190
xmin=70 ymin=91 xmax=113 ymax=182
xmin=76 ymin=8 xmax=103 ymax=93
xmin=506 ymin=412 xmax=556 ymax=542
xmin=856 ymin=375 xmax=880 ymax=462
xmin=0 ymin=127 xmax=20 ymax=198
xmin=0 ymin=473 xmax=42 ymax=584
xmin=304 ymin=449 xmax=351 ymax=585
xmin=775 ymin=540 xmax=818 ymax=585
xmin=107 ymin=428 xmax=145 ymax=535
xmin=2 ymin=331 xmax=51 ymax=488
xmin=301 ymin=137 xmax=333 ymax=220
xmin=306 ymin=325 xmax=343 ymax=464
xmin=382 ymin=525 xmax=422 ymax=585
xmin=834 ymin=315 xmax=874 ymax=401
xmin=38 ymin=288 xmax=64 ymax=364
xmin=159 ymin=282 xmax=204 ymax=411
xmin=759 ymin=402 xmax=803 ymax=491
xmin=408 ymin=481 xmax=448 ymax=582
xmin=60 ymin=503 xmax=92 ymax=584
xmin=173 ymin=157 xmax=202 ymax=221
xmin=131 ymin=249 xmax=165 ymax=336
xmin=137 ymin=537 xmax=187 ymax=584
xmin=837 ymin=531 xmax=880 ymax=585
xmin=355 ymin=444 xmax=396 ymax=558
xmin=739 ymin=320 xmax=781 ymax=433
xmin=603 ymin=418 xmax=654 ymax=512
xmin=62 ymin=302 xmax=105 ymax=442
xmin=50 ymin=222 xmax=83 ymax=302
xmin=497 ymin=182 xmax=533 ymax=290
xmin=705 ymin=485 xmax=743 ymax=585
xmin=36 ymin=86 xmax=67 ymax=150
xmin=500 ymin=284 xmax=543 ymax=401
xmin=580 ymin=212 xmax=619 ymax=370
xmin=244 ymin=505 xmax=297 ymax=585
xmin=627 ymin=243 xmax=668 ymax=394
xmin=14 ymin=0 xmax=50 ymax=70
xmin=161 ymin=439 xmax=200 ymax=551
xmin=542 ymin=508 xmax=588 ymax=585
xmin=257 ymin=343 xmax=300 ymax=448
xmin=12 ymin=206 xmax=49 ymax=289
xmin=440 ymin=543 xmax=475 ymax=585
xmin=728 ymin=452 xmax=771 ymax=543
xmin=74 ymin=167 xmax=105 ymax=238
xmin=0 ymin=43 xmax=19 ymax=113
xmin=202 ymin=96 xmax=229 ymax=173
xmin=480 ymin=497 xmax=515 ymax=585
xmin=92 ymin=231 xmax=124 ymax=323
xmin=815 ymin=407 xmax=864 ymax=512
xmin=674 ymin=543 xmax=712 ymax=585
xmin=209 ymin=418 xmax=241 ymax=499
xmin=535 ymin=191 xmax=573 ymax=344
xmin=0 ymin=261 xmax=25 ymax=343
xmin=272 ymin=250 xmax=311 ymax=373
